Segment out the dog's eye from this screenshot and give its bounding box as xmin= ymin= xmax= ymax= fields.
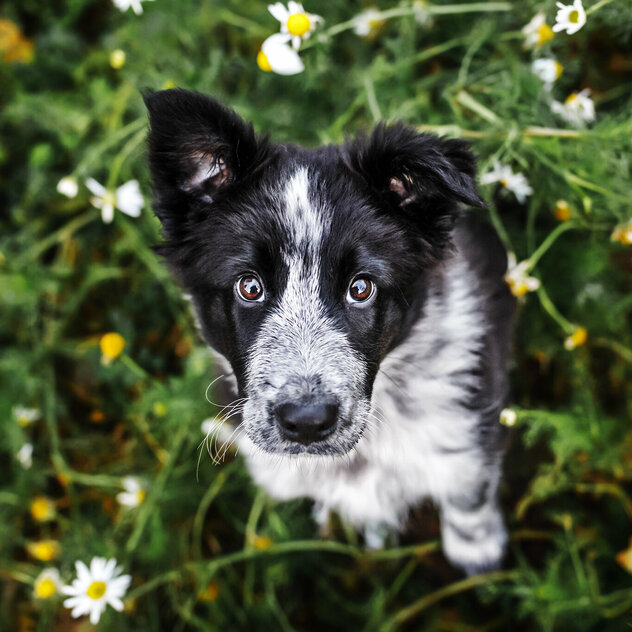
xmin=236 ymin=275 xmax=265 ymax=302
xmin=347 ymin=278 xmax=375 ymax=304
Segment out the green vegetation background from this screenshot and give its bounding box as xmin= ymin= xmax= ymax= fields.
xmin=2 ymin=0 xmax=632 ymax=630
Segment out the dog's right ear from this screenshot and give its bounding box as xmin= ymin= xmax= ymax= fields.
xmin=143 ymin=89 xmax=270 ymax=234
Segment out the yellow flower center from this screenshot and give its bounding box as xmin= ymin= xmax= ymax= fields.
xmin=100 ymin=332 xmax=125 ymax=360
xmin=570 ymin=327 xmax=587 ymax=347
xmin=136 ymin=489 xmax=147 ymax=504
xmin=257 ymin=49 xmax=272 ymax=72
xmin=509 ymin=280 xmax=528 ymax=297
xmin=87 ymin=581 xmax=107 ymax=600
xmin=287 ymin=13 xmax=311 ymax=37
xmin=537 ymin=23 xmax=554 ymax=45
xmin=565 ymin=92 xmax=578 ymax=105
xmin=568 ymin=9 xmax=579 ymax=23
xmin=554 ymin=61 xmax=564 ymax=79
xmin=500 ymin=178 xmax=508 ymax=188
xmin=35 ymin=578 xmax=57 ymax=599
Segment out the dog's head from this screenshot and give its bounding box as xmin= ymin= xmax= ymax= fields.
xmin=144 ymin=89 xmax=484 ymax=456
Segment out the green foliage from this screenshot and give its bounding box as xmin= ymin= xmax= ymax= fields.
xmin=1 ymin=0 xmax=632 ymax=630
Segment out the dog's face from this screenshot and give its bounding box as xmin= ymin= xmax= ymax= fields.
xmin=144 ymin=89 xmax=483 ymax=456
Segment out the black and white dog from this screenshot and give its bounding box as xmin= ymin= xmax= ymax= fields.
xmin=144 ymin=89 xmax=515 ymax=575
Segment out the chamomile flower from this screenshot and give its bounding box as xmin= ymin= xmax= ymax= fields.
xmin=531 ymin=58 xmax=563 ymax=89
xmin=522 ymin=12 xmax=554 ymax=49
xmin=85 ymin=178 xmax=143 ymax=224
xmin=554 ymin=199 xmax=572 ymax=221
xmin=62 ymin=557 xmax=131 ymax=625
xmin=13 ymin=405 xmax=40 ymax=427
xmin=56 ymin=176 xmax=79 ymax=198
xmin=480 ymin=162 xmax=533 ymax=204
xmin=112 ymin=0 xmax=154 ymax=15
xmin=499 ymin=408 xmax=517 ymax=427
xmin=116 ymin=477 xmax=146 ymax=508
xmin=611 ymin=219 xmax=632 ymax=245
xmin=352 ymin=9 xmax=385 ymax=37
xmin=257 ymin=33 xmax=304 ymax=75
xmin=564 ymin=326 xmax=587 ymax=350
xmin=268 ymin=2 xmax=323 ymax=50
xmin=504 ymin=253 xmax=541 ymax=297
xmin=34 ymin=568 xmax=62 ymax=600
xmin=553 ymin=0 xmax=586 ymax=35
xmin=551 ymin=89 xmax=595 ymax=127
xmin=17 ymin=442 xmax=33 ymax=469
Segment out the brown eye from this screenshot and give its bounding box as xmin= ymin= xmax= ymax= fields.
xmin=347 ymin=278 xmax=375 ymax=303
xmin=236 ymin=275 xmax=265 ymax=302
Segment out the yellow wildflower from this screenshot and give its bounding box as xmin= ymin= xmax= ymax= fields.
xmin=0 ymin=19 xmax=34 ymax=63
xmin=198 ymin=582 xmax=220 ymax=602
xmin=30 ymin=496 xmax=56 ymax=522
xmin=554 ymin=200 xmax=572 ymax=222
xmin=27 ymin=540 xmax=61 ymax=562
xmin=616 ymin=537 xmax=632 ymax=573
xmin=100 ymin=332 xmax=125 ymax=363
xmin=109 ymin=49 xmax=126 ymax=69
xmin=252 ymin=535 xmax=273 ymax=550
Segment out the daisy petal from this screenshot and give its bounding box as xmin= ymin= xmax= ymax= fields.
xmin=85 ymin=178 xmax=106 ymax=197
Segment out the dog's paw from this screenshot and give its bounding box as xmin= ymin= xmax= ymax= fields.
xmin=441 ymin=515 xmax=507 ymax=576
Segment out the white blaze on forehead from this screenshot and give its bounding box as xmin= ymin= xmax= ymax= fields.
xmin=281 ymin=167 xmax=325 ymax=250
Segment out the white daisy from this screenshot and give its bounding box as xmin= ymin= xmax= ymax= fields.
xmin=499 ymin=408 xmax=517 ymax=427
xmin=13 ymin=405 xmax=40 ymax=427
xmin=480 ymin=161 xmax=533 ymax=204
xmin=17 ymin=442 xmax=33 ymax=469
xmin=34 ymin=568 xmax=63 ymax=600
xmin=257 ymin=33 xmax=304 ymax=75
xmin=85 ymin=178 xmax=144 ymax=224
xmin=531 ymin=58 xmax=563 ymax=89
xmin=268 ymin=2 xmax=323 ymax=50
xmin=551 ymin=89 xmax=595 ymax=127
xmin=62 ymin=557 xmax=131 ymax=625
xmin=116 ymin=477 xmax=146 ymax=508
xmin=352 ymin=8 xmax=385 ymax=37
xmin=56 ymin=176 xmax=79 ymax=199
xmin=112 ymin=0 xmax=154 ymax=15
xmin=504 ymin=253 xmax=541 ymax=297
xmin=553 ymin=0 xmax=586 ymax=35
xmin=522 ymin=12 xmax=554 ymax=49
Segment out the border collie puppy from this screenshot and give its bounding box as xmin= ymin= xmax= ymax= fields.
xmin=144 ymin=89 xmax=515 ymax=575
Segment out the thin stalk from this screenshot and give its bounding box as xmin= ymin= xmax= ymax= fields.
xmin=382 ymin=570 xmax=518 ymax=631
xmin=527 ymin=222 xmax=578 ymax=270
xmin=192 ymin=470 xmax=229 ymax=560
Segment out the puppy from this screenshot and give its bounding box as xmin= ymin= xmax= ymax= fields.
xmin=144 ymin=89 xmax=515 ymax=575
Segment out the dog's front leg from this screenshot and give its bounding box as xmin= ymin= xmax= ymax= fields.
xmin=436 ymin=452 xmax=507 ymax=576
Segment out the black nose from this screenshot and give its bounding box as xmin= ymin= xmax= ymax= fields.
xmin=275 ymin=401 xmax=339 ymax=445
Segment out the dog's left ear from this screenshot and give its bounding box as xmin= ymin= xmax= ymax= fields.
xmin=345 ymin=123 xmax=485 ymax=251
